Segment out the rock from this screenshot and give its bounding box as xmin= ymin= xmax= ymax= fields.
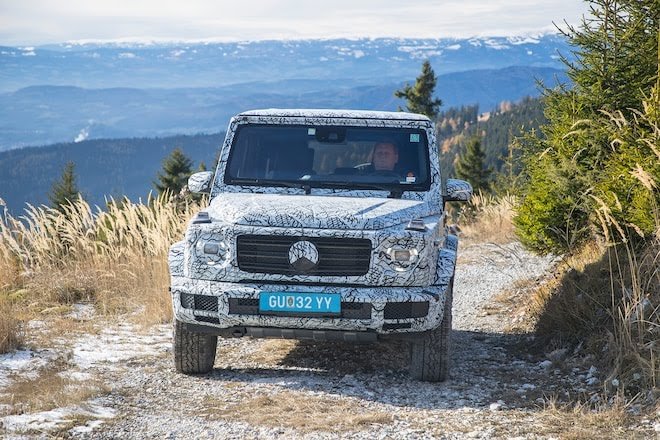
xmin=538 ymin=360 xmax=553 ymax=370
xmin=547 ymin=348 xmax=568 ymax=363
xmin=489 ymin=400 xmax=505 ymax=411
xmin=586 ymin=377 xmax=600 ymax=386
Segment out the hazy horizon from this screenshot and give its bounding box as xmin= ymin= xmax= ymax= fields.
xmin=1 ymin=0 xmax=588 ymax=46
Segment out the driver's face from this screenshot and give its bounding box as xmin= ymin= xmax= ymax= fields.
xmin=373 ymin=143 xmax=398 ymax=171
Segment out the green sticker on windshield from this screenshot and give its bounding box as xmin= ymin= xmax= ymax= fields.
xmin=410 ymin=133 xmax=420 ymax=143
xmin=308 ymin=128 xmax=316 ymax=136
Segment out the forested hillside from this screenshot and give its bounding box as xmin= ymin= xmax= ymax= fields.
xmin=436 ymin=97 xmax=546 ymax=178
xmin=0 ymin=98 xmax=548 ymax=212
xmin=0 ymin=133 xmax=223 ymax=213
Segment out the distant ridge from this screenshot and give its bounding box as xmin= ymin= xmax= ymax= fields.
xmin=0 ymin=66 xmax=568 ymax=150
xmin=0 ymin=35 xmax=571 ymax=92
xmin=0 ymin=133 xmax=223 ymax=213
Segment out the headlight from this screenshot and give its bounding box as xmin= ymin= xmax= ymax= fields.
xmin=196 ymin=240 xmax=230 ymax=266
xmin=385 ymin=247 xmax=419 ymax=271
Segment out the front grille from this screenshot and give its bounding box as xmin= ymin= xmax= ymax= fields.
xmin=383 ymin=302 xmax=429 ymax=319
xmin=229 ymin=298 xmax=259 ymax=315
xmin=236 ymin=235 xmax=371 ymax=276
xmin=228 ymin=298 xmax=372 ymax=319
xmin=180 ymin=293 xmax=219 ymax=312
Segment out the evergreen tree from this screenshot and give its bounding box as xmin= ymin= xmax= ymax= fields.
xmin=515 ymin=0 xmax=660 ymax=253
xmin=154 ymin=148 xmax=194 ymax=195
xmin=395 ymin=60 xmax=442 ymax=119
xmin=49 ymin=161 xmax=80 ymax=212
xmin=455 ymin=137 xmax=492 ymax=192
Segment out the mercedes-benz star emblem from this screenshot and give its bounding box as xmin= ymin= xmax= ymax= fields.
xmin=288 ymin=240 xmax=319 ymax=272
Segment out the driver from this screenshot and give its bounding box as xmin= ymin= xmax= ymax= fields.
xmin=372 ymin=142 xmax=399 ymax=172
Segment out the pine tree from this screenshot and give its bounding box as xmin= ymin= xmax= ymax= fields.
xmin=455 ymin=137 xmax=492 ymax=192
xmin=154 ymin=148 xmax=194 ymax=195
xmin=49 ymin=161 xmax=80 ymax=212
xmin=514 ymin=0 xmax=660 ymax=253
xmin=395 ymin=60 xmax=442 ymax=119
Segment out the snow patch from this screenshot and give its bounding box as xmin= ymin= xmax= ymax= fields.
xmin=67 ymin=303 xmax=95 ymax=320
xmin=1 ymin=400 xmax=116 ymax=435
xmin=483 ymin=39 xmax=510 ymax=50
xmin=74 ymin=127 xmax=89 ymax=143
xmin=71 ymin=323 xmax=171 ymax=370
xmin=0 ymin=349 xmax=59 ymax=386
xmin=397 ymin=45 xmax=442 ymax=59
xmin=58 ymin=370 xmax=94 ymax=381
xmin=507 ymin=36 xmax=540 ymax=45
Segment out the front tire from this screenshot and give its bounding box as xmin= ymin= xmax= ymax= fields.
xmin=174 ymin=320 xmax=217 ymax=374
xmin=410 ymin=279 xmax=453 ymax=382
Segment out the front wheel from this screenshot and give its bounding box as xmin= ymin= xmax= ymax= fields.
xmin=410 ymin=279 xmax=453 ymax=382
xmin=173 ymin=320 xmax=217 ymax=374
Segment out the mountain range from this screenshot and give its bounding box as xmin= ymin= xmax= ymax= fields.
xmin=0 ymin=35 xmax=572 ymax=150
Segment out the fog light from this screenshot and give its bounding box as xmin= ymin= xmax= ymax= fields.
xmin=203 ymin=243 xmax=219 ymax=254
xmin=196 ymin=240 xmax=230 ymax=267
xmin=386 ymin=247 xmax=418 ymax=262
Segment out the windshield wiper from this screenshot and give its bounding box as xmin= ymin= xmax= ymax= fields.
xmin=229 ymin=178 xmax=312 ymax=195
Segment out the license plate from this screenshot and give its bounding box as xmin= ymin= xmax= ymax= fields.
xmin=259 ymin=292 xmax=341 ymax=315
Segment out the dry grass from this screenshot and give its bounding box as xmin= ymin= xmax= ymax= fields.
xmin=533 ymin=399 xmax=642 ymax=440
xmin=203 ymin=390 xmax=393 ymax=433
xmin=0 ymin=194 xmax=203 ymax=347
xmin=456 ymin=192 xmax=517 ymax=244
xmin=1 ymin=355 xmax=108 ymax=415
xmin=529 ymin=233 xmax=659 ymax=398
xmin=0 ymin=295 xmax=23 ymax=353
xmin=486 ymin=277 xmax=543 ymax=333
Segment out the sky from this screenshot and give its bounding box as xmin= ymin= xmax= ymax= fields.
xmin=0 ymin=0 xmax=589 ymax=46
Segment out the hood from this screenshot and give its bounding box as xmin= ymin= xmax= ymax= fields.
xmin=206 ymin=193 xmax=437 ymax=230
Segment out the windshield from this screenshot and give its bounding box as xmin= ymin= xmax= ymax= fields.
xmin=225 ymin=124 xmax=431 ymax=192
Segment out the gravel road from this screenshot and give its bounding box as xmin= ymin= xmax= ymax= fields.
xmin=4 ymin=242 xmax=658 ymax=439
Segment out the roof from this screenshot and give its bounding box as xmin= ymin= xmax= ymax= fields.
xmin=238 ymin=108 xmax=431 ymax=122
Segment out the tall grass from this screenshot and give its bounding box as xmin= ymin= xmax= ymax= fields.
xmin=456 ymin=191 xmax=517 ymax=244
xmin=591 ymin=198 xmax=659 ymax=397
xmin=0 ymin=193 xmax=201 ymax=352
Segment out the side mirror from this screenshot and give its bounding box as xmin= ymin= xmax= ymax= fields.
xmin=444 ymin=178 xmax=473 ymax=202
xmin=188 ymin=171 xmax=214 ymax=194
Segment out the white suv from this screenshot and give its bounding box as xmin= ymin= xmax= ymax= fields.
xmin=169 ymin=109 xmax=472 ymax=381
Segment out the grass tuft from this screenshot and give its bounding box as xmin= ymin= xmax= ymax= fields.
xmin=455 ymin=191 xmax=517 ymax=244
xmin=203 ymin=390 xmax=393 ymax=433
xmin=0 ymin=295 xmax=23 ymax=353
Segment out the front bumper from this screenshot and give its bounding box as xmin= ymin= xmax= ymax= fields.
xmin=170 ymin=276 xmax=451 ymax=335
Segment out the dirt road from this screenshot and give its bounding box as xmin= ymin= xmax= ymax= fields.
xmin=2 ymin=242 xmax=656 ymax=439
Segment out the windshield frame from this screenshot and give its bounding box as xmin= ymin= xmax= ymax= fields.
xmin=223 ymin=123 xmax=432 ymax=193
